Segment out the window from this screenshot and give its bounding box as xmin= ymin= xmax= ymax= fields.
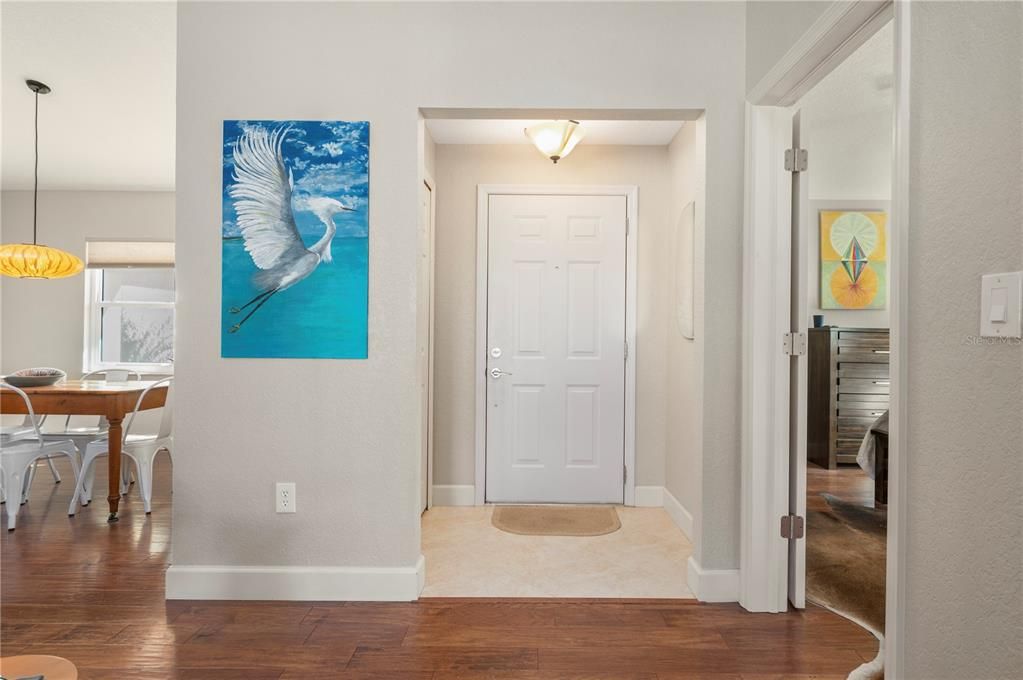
xmin=84 ymin=242 xmax=175 ymax=374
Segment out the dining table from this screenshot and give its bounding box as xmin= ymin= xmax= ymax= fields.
xmin=0 ymin=380 xmax=169 ymax=522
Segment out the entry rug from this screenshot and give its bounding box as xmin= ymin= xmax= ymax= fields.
xmin=491 ymin=505 xmax=621 ymax=537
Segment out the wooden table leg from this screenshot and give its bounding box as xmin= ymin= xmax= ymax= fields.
xmin=107 ymin=415 xmax=123 ymax=522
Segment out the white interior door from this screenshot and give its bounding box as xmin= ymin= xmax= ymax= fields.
xmin=788 ymin=110 xmax=809 ymax=608
xmin=485 ymin=194 xmax=627 ymax=504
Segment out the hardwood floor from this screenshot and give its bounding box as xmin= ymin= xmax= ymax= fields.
xmin=2 ymin=457 xmax=879 ymax=679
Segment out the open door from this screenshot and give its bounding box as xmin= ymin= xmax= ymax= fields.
xmin=787 ymin=110 xmax=810 ymax=609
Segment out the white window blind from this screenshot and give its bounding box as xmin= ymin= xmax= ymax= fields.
xmin=86 ymin=240 xmax=174 ymax=268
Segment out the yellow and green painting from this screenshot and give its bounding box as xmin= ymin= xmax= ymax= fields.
xmin=820 ymin=210 xmax=887 ymax=310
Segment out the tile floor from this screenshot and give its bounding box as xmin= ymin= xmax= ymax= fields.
xmin=421 ymin=505 xmax=693 ymax=598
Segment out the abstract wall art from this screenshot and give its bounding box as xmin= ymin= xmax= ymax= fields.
xmin=819 ymin=209 xmax=887 ymax=310
xmin=221 ymin=120 xmax=369 ymax=359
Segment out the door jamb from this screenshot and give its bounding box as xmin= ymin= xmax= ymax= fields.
xmin=423 ymin=175 xmax=436 ymax=512
xmin=741 ymin=1 xmax=908 ymax=673
xmin=474 ymin=184 xmax=639 ymax=506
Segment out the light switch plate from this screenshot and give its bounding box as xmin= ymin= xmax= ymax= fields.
xmin=980 ymin=271 xmax=1022 ymax=338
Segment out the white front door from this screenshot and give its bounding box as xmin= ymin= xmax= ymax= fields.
xmin=485 ymin=193 xmax=627 ymax=504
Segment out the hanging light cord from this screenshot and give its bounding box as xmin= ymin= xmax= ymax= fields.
xmin=32 ymin=86 xmax=39 ymax=245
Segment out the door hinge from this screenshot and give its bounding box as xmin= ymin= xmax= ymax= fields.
xmin=782 ymin=331 xmax=807 ymax=356
xmin=784 ymin=147 xmax=808 ymax=172
xmin=624 ymin=340 xmax=629 ymax=361
xmin=780 ymin=514 xmax=805 ymax=539
xmin=623 ymin=464 xmax=628 ymax=484
xmin=625 ymin=217 xmax=630 ymax=236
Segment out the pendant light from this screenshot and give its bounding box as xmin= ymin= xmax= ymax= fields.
xmin=0 ymin=80 xmax=84 ymax=279
xmin=524 ymin=120 xmax=585 ymax=164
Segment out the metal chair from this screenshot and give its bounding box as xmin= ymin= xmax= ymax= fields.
xmin=77 ymin=377 xmax=172 ymax=514
xmin=0 ymin=383 xmax=81 ymax=530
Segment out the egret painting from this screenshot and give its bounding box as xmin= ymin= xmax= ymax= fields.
xmin=221 ymin=120 xmax=369 ymax=358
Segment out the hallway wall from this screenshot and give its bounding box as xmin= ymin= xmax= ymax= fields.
xmin=664 ymin=119 xmax=705 ymax=536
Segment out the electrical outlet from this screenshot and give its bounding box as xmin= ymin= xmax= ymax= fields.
xmin=275 ymin=482 xmax=296 ymax=513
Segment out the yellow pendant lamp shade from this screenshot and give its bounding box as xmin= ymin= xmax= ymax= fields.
xmin=0 ymin=79 xmax=83 ymax=280
xmin=0 ymin=243 xmax=84 ymax=279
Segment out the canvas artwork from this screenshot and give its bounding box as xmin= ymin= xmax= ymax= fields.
xmin=674 ymin=201 xmax=695 ymax=339
xmin=819 ymin=209 xmax=887 ymax=310
xmin=221 ymin=120 xmax=369 ymax=358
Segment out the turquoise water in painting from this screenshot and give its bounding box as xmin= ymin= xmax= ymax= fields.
xmin=220 ymin=237 xmax=368 ymax=359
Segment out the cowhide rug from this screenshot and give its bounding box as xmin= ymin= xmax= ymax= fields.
xmin=806 ymin=493 xmax=887 ymax=680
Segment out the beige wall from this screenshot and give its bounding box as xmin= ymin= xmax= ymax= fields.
xmin=664 ymin=121 xmax=705 ymax=534
xmin=902 ymin=2 xmax=1022 ymax=676
xmin=0 ymin=190 xmax=175 ymax=375
xmin=175 ymin=0 xmax=746 ymax=576
xmin=431 ymin=143 xmax=673 ymax=489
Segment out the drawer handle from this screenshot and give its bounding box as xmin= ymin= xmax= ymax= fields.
xmin=873 ymin=380 xmax=890 ymax=385
xmin=872 ymin=350 xmax=890 ymax=354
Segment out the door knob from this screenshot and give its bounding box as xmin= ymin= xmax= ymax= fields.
xmin=489 ymin=368 xmax=512 ymax=379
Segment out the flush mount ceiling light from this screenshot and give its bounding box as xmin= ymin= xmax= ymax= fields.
xmin=0 ymin=80 xmax=84 ymax=279
xmin=524 ymin=120 xmax=585 ymax=164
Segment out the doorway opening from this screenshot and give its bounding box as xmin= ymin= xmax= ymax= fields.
xmin=743 ymin=4 xmax=901 ymax=677
xmin=417 ymin=110 xmax=707 ymax=597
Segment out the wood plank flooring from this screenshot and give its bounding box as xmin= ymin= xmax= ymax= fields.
xmin=2 ymin=457 xmax=879 ymax=679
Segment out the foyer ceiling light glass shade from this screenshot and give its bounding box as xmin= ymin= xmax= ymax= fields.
xmin=0 ymin=243 xmax=84 ymax=279
xmin=524 ymin=120 xmax=585 ymax=163
xmin=0 ymin=79 xmax=84 ymax=279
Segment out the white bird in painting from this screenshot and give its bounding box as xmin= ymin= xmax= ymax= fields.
xmin=227 ymin=126 xmax=352 ymax=333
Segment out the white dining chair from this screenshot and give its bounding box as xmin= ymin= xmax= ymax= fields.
xmin=31 ymin=368 xmax=141 ymax=499
xmin=76 ymin=377 xmax=172 ymax=515
xmin=0 ymin=383 xmax=82 ymax=530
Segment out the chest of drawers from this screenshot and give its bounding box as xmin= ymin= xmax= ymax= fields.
xmin=807 ymin=327 xmax=890 ymax=469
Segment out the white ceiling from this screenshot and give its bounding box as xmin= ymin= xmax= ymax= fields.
xmin=1 ymin=2 xmax=176 ymax=191
xmin=426 ymin=119 xmax=685 ymax=146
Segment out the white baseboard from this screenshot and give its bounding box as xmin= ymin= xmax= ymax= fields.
xmin=687 ymin=556 xmax=739 ymax=603
xmin=431 ymin=484 xmax=476 ymax=506
xmin=662 ymin=487 xmax=694 ymax=542
xmin=633 ymin=485 xmax=664 ymax=507
xmin=166 ymin=554 xmax=426 ymax=601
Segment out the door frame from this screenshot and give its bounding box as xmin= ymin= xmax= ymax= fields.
xmin=741 ymin=0 xmax=909 ymax=674
xmin=474 ymin=184 xmax=639 ymax=506
xmin=422 ymin=175 xmax=436 ymax=513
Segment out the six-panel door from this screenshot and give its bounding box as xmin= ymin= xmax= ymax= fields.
xmin=485 ymin=194 xmax=627 ymax=504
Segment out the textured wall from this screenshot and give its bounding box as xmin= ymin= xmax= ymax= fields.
xmin=903 ymin=2 xmax=1023 ymax=676
xmin=174 ymin=1 xmax=746 ymax=573
xmin=431 ymin=143 xmax=672 ymax=489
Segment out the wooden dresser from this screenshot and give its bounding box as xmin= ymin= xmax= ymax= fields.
xmin=807 ymin=327 xmax=890 ymax=469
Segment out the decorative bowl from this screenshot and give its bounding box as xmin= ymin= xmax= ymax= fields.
xmin=3 ymin=367 xmax=67 ymax=388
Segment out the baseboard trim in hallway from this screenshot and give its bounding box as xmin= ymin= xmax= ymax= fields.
xmin=431 ymin=484 xmax=476 ymax=506
xmin=165 ymin=554 xmax=426 ymax=601
xmin=687 ymin=556 xmax=740 ymax=603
